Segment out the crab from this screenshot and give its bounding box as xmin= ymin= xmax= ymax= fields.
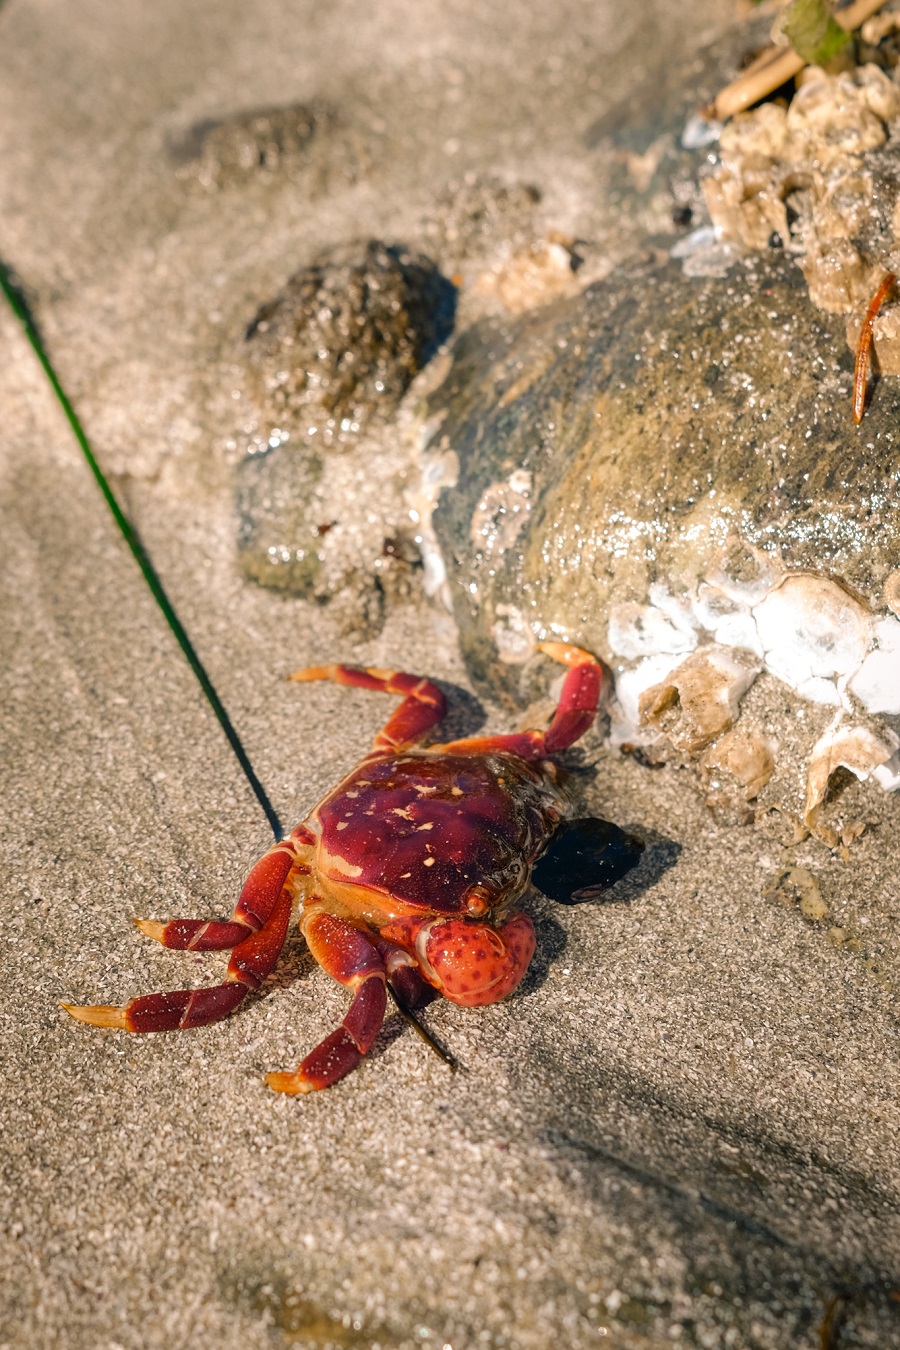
xmin=63 ymin=641 xmax=642 ymax=1093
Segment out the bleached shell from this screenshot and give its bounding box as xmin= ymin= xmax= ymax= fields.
xmin=694 ymin=584 xmax=764 ymax=657
xmin=849 ymin=618 xmax=900 ymax=715
xmin=610 ymin=654 xmax=685 ymax=739
xmin=608 ymin=601 xmax=697 ymax=661
xmin=752 ymin=575 xmax=872 ymax=701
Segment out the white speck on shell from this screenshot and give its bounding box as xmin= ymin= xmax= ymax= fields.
xmin=493 ymin=604 xmax=536 ymax=664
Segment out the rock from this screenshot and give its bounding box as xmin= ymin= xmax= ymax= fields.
xmin=425 ymin=251 xmax=900 ymax=701
xmin=236 ymin=429 xmax=423 ymax=632
xmin=172 ymin=102 xmax=333 ymax=190
xmin=423 ymin=175 xmax=542 ymax=267
xmin=424 ymin=249 xmax=900 ymax=827
xmin=241 ymin=239 xmax=456 ymax=445
xmin=235 ymin=240 xmax=455 ymax=617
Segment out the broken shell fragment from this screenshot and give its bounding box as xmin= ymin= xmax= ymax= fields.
xmin=699 ymin=728 xmax=776 ymax=822
xmin=639 ymin=646 xmax=759 ymax=755
xmin=804 ymin=723 xmax=900 ymax=844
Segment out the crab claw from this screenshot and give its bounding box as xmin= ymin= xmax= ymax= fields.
xmin=418 ymin=914 xmax=536 ymax=1007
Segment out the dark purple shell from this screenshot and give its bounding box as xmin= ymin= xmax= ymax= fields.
xmin=315 ymin=750 xmax=565 ymax=914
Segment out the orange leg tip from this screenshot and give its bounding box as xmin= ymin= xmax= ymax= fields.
xmin=264 ymin=1070 xmax=316 ymax=1095
xmin=287 ymin=665 xmax=330 ymax=683
xmin=536 ymin=641 xmax=597 ymax=667
xmin=133 ymin=919 xmax=167 ymax=943
xmin=60 ymin=1002 xmax=128 ymax=1029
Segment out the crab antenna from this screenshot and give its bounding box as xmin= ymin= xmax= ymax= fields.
xmin=387 ymin=984 xmax=458 ymax=1070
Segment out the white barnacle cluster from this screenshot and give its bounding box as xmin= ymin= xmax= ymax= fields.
xmin=698 ymin=63 xmax=900 ymax=364
xmin=606 ymin=559 xmax=900 ymax=832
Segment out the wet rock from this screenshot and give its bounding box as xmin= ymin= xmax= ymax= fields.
xmin=424 ymin=249 xmax=900 ymax=827
xmin=427 ymin=251 xmax=900 ymax=702
xmin=237 ymin=438 xmax=324 ymax=595
xmin=236 ymin=429 xmax=422 ymax=632
xmin=241 ymin=239 xmax=456 ymax=445
xmin=236 ymin=240 xmax=455 ymax=618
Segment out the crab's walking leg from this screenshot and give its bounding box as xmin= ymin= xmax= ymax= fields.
xmin=266 ymin=912 xmax=387 ymax=1095
xmin=134 ymin=829 xmax=312 ymax=952
xmin=289 ymin=664 xmax=446 ymax=750
xmin=62 ymin=839 xmax=301 ymax=1032
xmin=435 ymin=642 xmax=603 ymax=760
xmin=853 ymin=270 xmax=896 ymax=424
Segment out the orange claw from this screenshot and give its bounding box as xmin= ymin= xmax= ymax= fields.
xmin=853 ymin=270 xmax=896 ymax=425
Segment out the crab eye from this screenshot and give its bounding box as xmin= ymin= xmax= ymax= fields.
xmin=465 ymin=885 xmax=491 ymax=918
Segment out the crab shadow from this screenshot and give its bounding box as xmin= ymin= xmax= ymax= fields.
xmin=515 ymin=825 xmax=681 ymax=1001
xmin=245 ymin=930 xmax=436 ymax=1071
xmin=430 ymin=680 xmax=487 ymax=741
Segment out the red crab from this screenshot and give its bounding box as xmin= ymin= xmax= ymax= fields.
xmin=64 ymin=641 xmax=641 ymax=1093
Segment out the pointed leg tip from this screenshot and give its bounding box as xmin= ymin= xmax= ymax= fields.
xmin=133 ymin=918 xmax=166 ymax=943
xmin=536 ymin=640 xmax=595 ymax=666
xmin=287 ymin=666 xmax=327 ymax=683
xmin=265 ymin=1070 xmax=315 ymax=1095
xmin=61 ymin=1002 xmax=128 ymax=1029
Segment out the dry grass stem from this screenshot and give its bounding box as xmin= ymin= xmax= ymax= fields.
xmin=712 ymin=0 xmax=890 ymax=120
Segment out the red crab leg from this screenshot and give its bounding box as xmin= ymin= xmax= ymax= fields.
xmin=434 ymin=641 xmax=603 ymax=760
xmin=61 ymin=843 xmax=299 ymax=1033
xmin=289 ymin=664 xmax=447 ymax=750
xmin=265 ymin=911 xmax=387 ymax=1095
xmin=132 ymin=829 xmax=312 ymax=951
xmin=853 ymin=270 xmax=896 ymax=424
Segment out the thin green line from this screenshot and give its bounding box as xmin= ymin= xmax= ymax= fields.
xmin=1 ymin=259 xmax=284 ymax=842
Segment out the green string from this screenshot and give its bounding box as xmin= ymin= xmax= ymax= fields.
xmin=0 ymin=258 xmax=284 ymax=842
